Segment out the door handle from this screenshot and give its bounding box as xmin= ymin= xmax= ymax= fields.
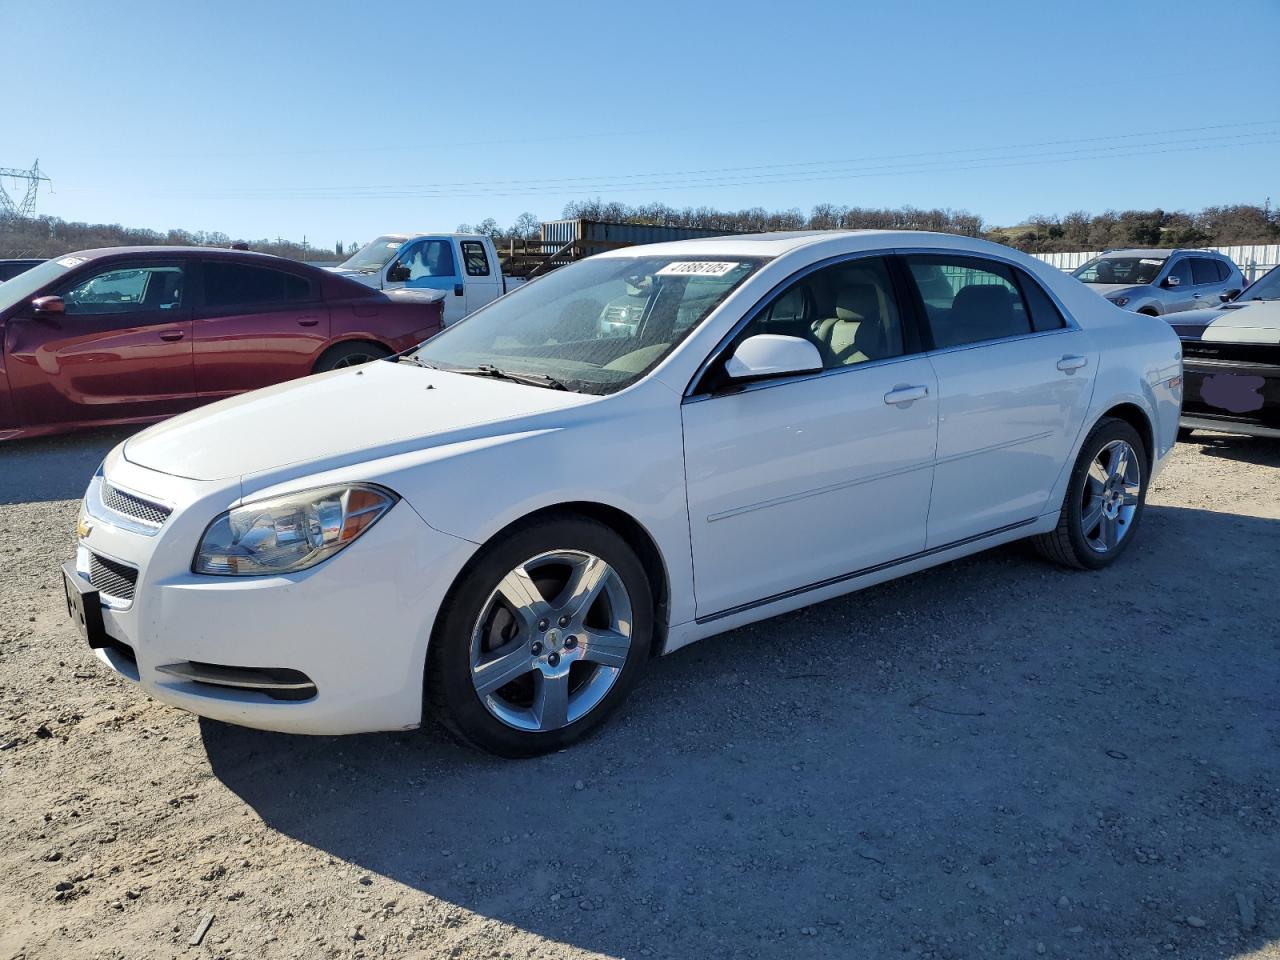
xmin=1056 ymin=355 xmax=1088 ymax=373
xmin=453 ymin=283 xmax=465 ymax=297
xmin=158 ymin=330 xmax=184 ymax=342
xmin=297 ymin=318 xmax=319 ymax=327
xmin=883 ymin=384 xmax=929 ymax=405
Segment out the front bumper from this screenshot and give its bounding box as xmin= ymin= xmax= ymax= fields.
xmin=72 ymin=457 xmax=474 ymax=735
xmin=1180 ymin=353 xmax=1280 ymax=438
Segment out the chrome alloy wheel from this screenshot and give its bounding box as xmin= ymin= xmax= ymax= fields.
xmin=1080 ymin=439 xmax=1142 ymax=554
xmin=469 ymin=550 xmax=634 ymax=732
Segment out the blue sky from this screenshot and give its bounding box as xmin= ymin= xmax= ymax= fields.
xmin=4 ymin=0 xmax=1278 ymax=248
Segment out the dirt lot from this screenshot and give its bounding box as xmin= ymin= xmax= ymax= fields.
xmin=1 ymin=429 xmax=1277 ymax=960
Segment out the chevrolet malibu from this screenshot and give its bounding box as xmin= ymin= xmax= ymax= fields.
xmin=63 ymin=231 xmax=1183 ymax=756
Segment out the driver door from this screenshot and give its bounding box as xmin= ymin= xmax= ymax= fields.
xmin=389 ymin=237 xmax=467 ymax=325
xmin=4 ymin=260 xmax=195 ymax=429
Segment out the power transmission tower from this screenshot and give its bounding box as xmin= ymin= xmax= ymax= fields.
xmin=0 ymin=160 xmax=51 ymax=219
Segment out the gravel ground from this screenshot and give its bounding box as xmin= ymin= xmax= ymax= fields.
xmin=1 ymin=428 xmax=1278 ymax=960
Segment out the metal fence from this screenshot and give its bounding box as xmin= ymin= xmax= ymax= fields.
xmin=1033 ymin=244 xmax=1280 ymax=283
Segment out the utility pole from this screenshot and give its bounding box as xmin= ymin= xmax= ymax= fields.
xmin=0 ymin=161 xmax=51 ymax=219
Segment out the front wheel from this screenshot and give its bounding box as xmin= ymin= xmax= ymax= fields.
xmin=425 ymin=515 xmax=653 ymax=757
xmin=1034 ymin=417 xmax=1148 ymax=570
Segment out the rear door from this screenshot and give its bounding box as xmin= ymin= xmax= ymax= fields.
xmin=192 ymin=259 xmax=330 ymax=398
xmin=458 ymin=239 xmax=503 ymax=318
xmin=899 ymin=252 xmax=1096 ymax=547
xmin=1188 ymin=257 xmax=1225 ymax=311
xmin=5 ymin=259 xmax=195 ymax=428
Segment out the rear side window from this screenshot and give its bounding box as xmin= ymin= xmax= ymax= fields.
xmin=903 ymin=255 xmax=1033 ymax=349
xmin=1015 ymin=270 xmax=1067 ymax=332
xmin=1191 ymin=258 xmax=1219 ymax=285
xmin=1215 ymin=260 xmax=1231 ymax=282
xmin=460 ymin=241 xmax=491 ymax=277
xmin=203 ymin=262 xmax=312 ymax=308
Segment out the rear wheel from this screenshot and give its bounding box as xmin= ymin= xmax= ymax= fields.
xmin=425 ymin=515 xmax=652 ymax=757
xmin=313 ymin=341 xmax=392 ymax=372
xmin=1034 ymin=418 xmax=1148 ymax=570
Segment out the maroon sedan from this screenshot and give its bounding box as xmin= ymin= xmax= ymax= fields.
xmin=0 ymin=247 xmax=444 ymax=440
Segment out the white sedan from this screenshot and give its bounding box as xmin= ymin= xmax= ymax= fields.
xmin=63 ymin=231 xmax=1183 ymax=756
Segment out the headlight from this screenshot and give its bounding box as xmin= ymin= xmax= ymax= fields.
xmin=1108 ymin=296 xmax=1130 ymax=307
xmin=194 ymin=484 xmax=397 ymax=576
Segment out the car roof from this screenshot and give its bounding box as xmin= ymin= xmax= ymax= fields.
xmin=60 ymin=246 xmax=317 ymax=268
xmin=1101 ymin=248 xmax=1226 ymax=259
xmin=593 ymin=229 xmax=1031 ymax=261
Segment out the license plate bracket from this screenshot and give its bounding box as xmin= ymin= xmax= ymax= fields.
xmin=62 ymin=562 xmax=108 ymax=649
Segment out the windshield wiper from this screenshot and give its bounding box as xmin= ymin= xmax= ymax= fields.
xmin=445 ymin=364 xmax=569 ymax=391
xmin=396 ymin=354 xmax=438 ymax=369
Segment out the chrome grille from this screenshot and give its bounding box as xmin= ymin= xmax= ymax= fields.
xmin=89 ymin=553 xmax=138 ymax=602
xmin=101 ymin=484 xmax=171 ymax=527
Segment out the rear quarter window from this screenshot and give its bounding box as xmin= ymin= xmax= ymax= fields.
xmin=203 ymin=262 xmax=313 ymax=308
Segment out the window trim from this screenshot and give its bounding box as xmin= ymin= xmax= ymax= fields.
xmin=459 ymin=240 xmax=491 ymax=277
xmin=195 ymin=259 xmax=318 ymax=316
xmin=683 ymin=251 xmax=925 ymax=402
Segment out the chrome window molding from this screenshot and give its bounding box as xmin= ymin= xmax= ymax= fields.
xmin=682 ymin=246 xmax=1082 ymax=403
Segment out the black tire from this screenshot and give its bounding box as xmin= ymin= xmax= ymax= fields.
xmin=1033 ymin=417 xmax=1149 ymax=571
xmin=1177 ymin=427 xmax=1195 ymax=443
xmin=425 ymin=514 xmax=653 ymax=757
xmin=313 ymin=341 xmax=392 ymax=372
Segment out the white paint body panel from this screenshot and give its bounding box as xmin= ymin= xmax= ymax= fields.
xmin=73 ymin=230 xmax=1181 ymax=735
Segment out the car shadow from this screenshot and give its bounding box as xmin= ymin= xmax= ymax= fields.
xmin=0 ymin=427 xmax=137 ymax=505
xmin=1185 ymin=431 xmax=1280 ymax=468
xmin=202 ymin=504 xmax=1280 ymax=958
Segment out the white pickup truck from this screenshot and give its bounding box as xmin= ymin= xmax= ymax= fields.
xmin=328 ymin=233 xmax=526 ymax=326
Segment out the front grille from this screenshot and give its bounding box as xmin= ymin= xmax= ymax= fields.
xmin=89 ymin=553 xmax=138 ymax=601
xmin=101 ymin=484 xmax=171 ymax=526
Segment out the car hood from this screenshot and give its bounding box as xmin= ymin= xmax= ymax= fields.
xmin=1083 ymin=283 xmax=1144 ymax=299
xmin=1174 ymin=300 xmax=1280 ymax=344
xmin=123 ymin=360 xmax=594 ymax=482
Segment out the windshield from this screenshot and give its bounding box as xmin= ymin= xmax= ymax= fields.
xmin=338 ymin=235 xmax=410 ymax=273
xmin=1072 ymin=255 xmax=1167 ymax=285
xmin=0 ymin=256 xmax=77 ymax=312
xmin=412 ymin=255 xmax=766 ymax=395
xmin=1236 ymin=265 xmax=1280 ymax=302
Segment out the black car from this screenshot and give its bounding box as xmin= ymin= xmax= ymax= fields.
xmin=1171 ymin=265 xmax=1280 ymax=439
xmin=0 ymin=259 xmax=44 ymax=282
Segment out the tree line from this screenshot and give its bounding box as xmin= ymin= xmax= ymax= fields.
xmin=4 ymin=200 xmax=1278 ymax=262
xmin=0 ymin=216 xmax=343 ymax=262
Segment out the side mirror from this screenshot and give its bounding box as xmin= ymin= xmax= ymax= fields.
xmin=31 ymin=295 xmax=65 ymax=316
xmin=387 ymin=264 xmax=411 ymax=283
xmin=1220 ymin=288 xmax=1241 ymax=302
xmin=725 ymin=334 xmax=823 ymax=382
xmin=1163 ymin=275 xmax=1181 ymax=288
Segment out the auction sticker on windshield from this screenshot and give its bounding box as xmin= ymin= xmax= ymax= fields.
xmin=656 ymin=261 xmax=740 ymax=278
xmin=57 ymin=257 xmax=88 ymax=268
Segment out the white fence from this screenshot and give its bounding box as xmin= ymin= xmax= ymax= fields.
xmin=1033 ymin=244 xmax=1280 ymax=283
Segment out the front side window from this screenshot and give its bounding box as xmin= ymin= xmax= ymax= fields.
xmin=461 ymin=241 xmax=491 ymax=277
xmin=60 ymin=264 xmax=183 ymax=315
xmin=734 ymin=256 xmax=906 ymax=370
xmin=397 ymin=239 xmax=456 ymax=281
xmin=904 ymin=255 xmax=1032 ymax=349
xmin=203 ymin=262 xmax=311 ymax=309
xmin=1166 ymin=258 xmax=1192 ymax=287
xmin=413 ymin=255 xmax=765 ymax=395
xmin=1073 ymin=256 xmax=1166 ymax=285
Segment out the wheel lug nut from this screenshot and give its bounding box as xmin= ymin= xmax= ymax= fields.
xmin=537 ymin=619 xmax=548 ymax=631
xmin=531 ymin=642 xmax=543 ymax=656
xmin=548 ymin=652 xmax=561 ymax=667
xmin=558 ymin=616 xmax=569 ymax=627
xmin=565 ymin=636 xmax=578 ymax=649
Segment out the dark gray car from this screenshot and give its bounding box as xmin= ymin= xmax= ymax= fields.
xmin=1071 ymin=249 xmax=1243 ymax=316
